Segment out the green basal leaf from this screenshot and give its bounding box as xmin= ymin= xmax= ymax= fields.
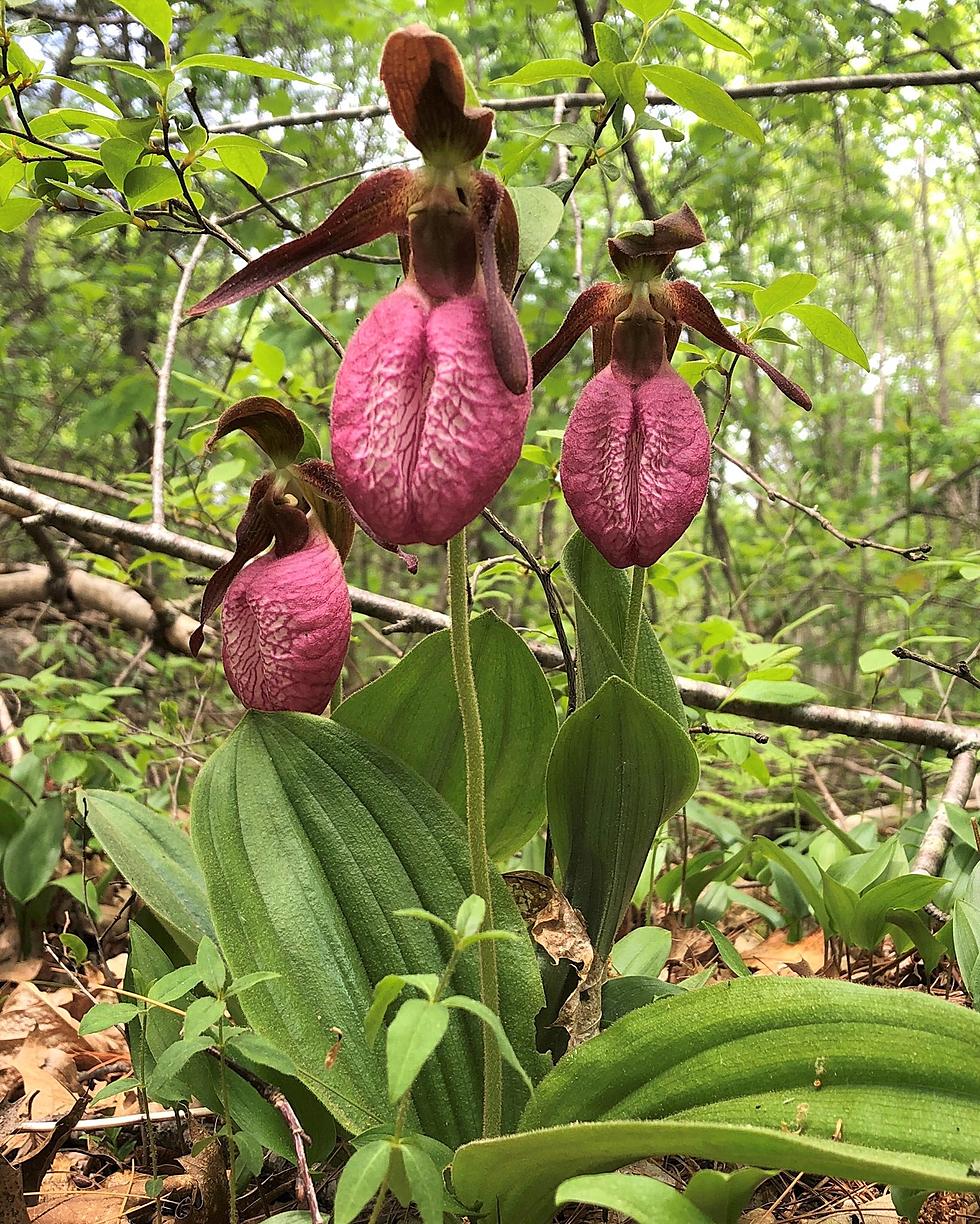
xmin=191 ymin=712 xmax=548 ymax=1145
xmin=556 ymin=1173 xmax=714 ymax=1223
xmin=561 ymin=531 xmax=685 ymax=723
xmin=547 ymin=677 xmax=700 ymax=961
xmin=335 ymin=613 xmax=557 ymax=862
xmin=83 ymin=789 xmax=215 ymax=957
xmin=454 ymin=977 xmax=980 ymax=1223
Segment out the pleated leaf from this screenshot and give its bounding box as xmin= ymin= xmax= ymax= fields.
xmin=547 ymin=676 xmax=699 ymax=960
xmin=84 ymin=789 xmax=214 ymax=957
xmin=451 ymin=976 xmax=980 ymax=1223
xmin=191 ymin=712 xmax=548 ymax=1145
xmin=561 ymin=531 xmax=685 ymax=723
xmin=335 ymin=613 xmax=557 ymax=861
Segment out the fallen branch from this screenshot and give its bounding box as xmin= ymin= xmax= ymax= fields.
xmin=0 ymin=564 xmax=200 ymax=655
xmin=211 ymin=69 xmax=980 ymax=135
xmin=715 ymin=444 xmax=931 ymax=561
xmin=0 ymin=476 xmax=977 ymax=752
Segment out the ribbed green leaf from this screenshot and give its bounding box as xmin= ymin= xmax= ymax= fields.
xmin=548 ymin=677 xmax=699 ymax=960
xmin=191 ymin=712 xmax=548 ymax=1145
xmin=556 ymin=1173 xmax=714 ymax=1223
xmin=456 ymin=979 xmax=980 ymax=1220
xmin=335 ymin=613 xmax=557 ymax=861
xmin=83 ymin=789 xmax=214 ymax=957
xmin=561 ymin=531 xmax=685 ymax=723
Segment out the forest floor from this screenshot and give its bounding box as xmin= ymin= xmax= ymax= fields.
xmin=1 ymin=871 xmax=978 ymax=1222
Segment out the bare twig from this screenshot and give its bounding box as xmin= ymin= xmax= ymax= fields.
xmin=211 ymin=70 xmax=980 ymax=135
xmin=893 ymin=645 xmax=980 ymax=691
xmin=152 ymin=234 xmax=209 ymax=528
xmin=482 ymin=508 xmax=577 ymax=711
xmin=689 ymin=723 xmax=768 ymax=743
xmin=1 ymin=476 xmax=978 ymax=753
xmin=269 ymin=1090 xmax=323 ymax=1224
xmin=911 ymin=749 xmax=979 ymax=877
xmin=715 ymin=444 xmax=931 ymax=561
xmin=806 ymin=759 xmax=849 ymax=828
xmin=3 ymin=459 xmax=140 ymax=504
xmin=12 ymin=1107 xmax=215 ymax=1134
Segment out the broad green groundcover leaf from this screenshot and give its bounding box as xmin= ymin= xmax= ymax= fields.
xmin=454 ymin=978 xmax=980 ymax=1223
xmin=84 ymin=789 xmax=214 ymax=956
xmin=548 ymin=677 xmax=699 ymax=960
xmin=335 ymin=612 xmax=556 ymax=861
xmin=561 ymin=531 xmax=685 ymax=723
xmin=191 ymin=712 xmax=548 ymax=1146
xmin=556 ymin=1172 xmax=715 ymax=1223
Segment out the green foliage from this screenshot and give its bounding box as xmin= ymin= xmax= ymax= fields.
xmin=335 ymin=613 xmax=557 ymax=861
xmin=191 ymin=712 xmax=547 ymax=1145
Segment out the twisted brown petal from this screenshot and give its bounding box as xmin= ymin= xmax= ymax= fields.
xmin=531 ymin=282 xmax=627 ymax=387
xmin=381 ymin=24 xmax=493 ymax=163
xmin=186 ymin=168 xmax=415 ymax=317
xmin=189 ymin=474 xmax=308 ymax=656
xmin=206 ymin=397 xmax=305 ymax=468
xmin=666 ymin=279 xmax=812 ymax=410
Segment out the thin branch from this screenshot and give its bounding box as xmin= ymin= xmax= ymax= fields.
xmin=911 ymin=749 xmax=979 ymax=877
xmin=269 ymin=1090 xmax=323 ymax=1224
xmin=3 ymin=459 xmax=140 ymax=503
xmin=152 ymin=233 xmax=208 ymax=527
xmin=1 ymin=476 xmax=977 ymax=753
xmin=714 ymin=443 xmax=931 ymax=561
xmin=211 ymin=70 xmax=980 ymax=135
xmin=12 ymin=1107 xmax=215 ymax=1135
xmin=893 ymin=646 xmax=980 ymax=691
xmin=482 ymin=508 xmax=577 ymax=711
xmin=689 ymin=723 xmax=768 ymax=743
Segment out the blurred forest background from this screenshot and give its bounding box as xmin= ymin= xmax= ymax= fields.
xmin=0 ymin=0 xmax=977 ymax=835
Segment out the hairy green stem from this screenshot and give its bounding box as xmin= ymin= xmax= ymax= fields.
xmin=447 ymin=528 xmax=502 ymax=1138
xmin=624 ymin=564 xmax=647 ymax=679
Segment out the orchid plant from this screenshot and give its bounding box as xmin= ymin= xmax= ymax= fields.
xmin=82 ymin=21 xmax=980 ymax=1224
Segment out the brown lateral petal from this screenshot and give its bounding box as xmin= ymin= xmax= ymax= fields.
xmin=591 ymin=317 xmax=614 ymax=375
xmin=472 ymin=173 xmax=529 ymax=395
xmin=666 ymin=279 xmax=812 ymax=410
xmin=186 ymin=168 xmax=415 ymax=318
xmin=206 ymin=396 xmax=305 ymax=468
xmin=531 ymin=282 xmax=626 ymax=387
xmin=495 ymin=185 xmax=520 ymax=297
xmin=294 ymin=458 xmax=418 ymax=573
xmin=381 ymin=24 xmax=493 ymax=163
xmin=189 ymin=474 xmax=279 ymax=656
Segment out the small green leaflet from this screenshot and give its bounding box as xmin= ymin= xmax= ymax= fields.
xmin=675 ymin=11 xmax=752 ymax=60
xmin=176 ymin=53 xmax=323 ymax=85
xmin=116 ymin=0 xmax=173 ymax=45
xmin=753 ymin=272 xmax=818 ymax=320
xmin=787 ymin=304 xmax=870 ymax=370
xmin=493 ymin=58 xmax=592 ymax=86
xmin=643 ymin=64 xmax=763 ymax=145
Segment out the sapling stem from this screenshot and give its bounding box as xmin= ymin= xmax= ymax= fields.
xmin=447 ymin=528 xmax=502 ymax=1138
xmin=624 ymin=564 xmax=647 ymax=680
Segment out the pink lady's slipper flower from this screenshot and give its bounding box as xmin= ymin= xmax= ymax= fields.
xmin=533 ymin=205 xmax=811 ymax=569
xmin=188 ymin=26 xmax=531 ymax=546
xmin=189 ymin=397 xmax=414 ymax=714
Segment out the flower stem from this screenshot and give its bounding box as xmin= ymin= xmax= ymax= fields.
xmin=624 ymin=564 xmax=647 ymax=681
xmin=447 ymin=528 xmax=502 ymax=1138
